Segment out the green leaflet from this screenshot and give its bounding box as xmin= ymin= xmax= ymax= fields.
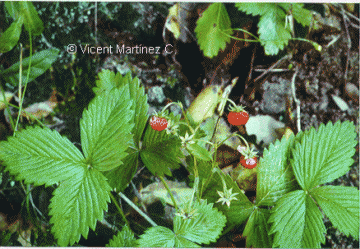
xmin=0 ymin=126 xmax=85 ymax=187
xmin=195 ymin=3 xmax=232 ymax=58
xmin=291 ymin=120 xmax=357 ymax=190
xmin=106 ymin=225 xmax=137 ymax=247
xmin=256 ymin=134 xmax=297 ymax=206
xmin=80 ymin=87 xmax=134 ymax=171
xmin=0 ymin=15 xmax=23 ymax=53
xmin=1 ymin=48 xmax=60 ymax=86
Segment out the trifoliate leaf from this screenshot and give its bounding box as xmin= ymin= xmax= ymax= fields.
xmin=0 ymin=126 xmax=85 ymax=187
xmin=268 ymin=190 xmax=326 ymax=248
xmin=141 ymin=124 xmax=182 ymax=177
xmin=174 ymin=199 xmax=227 ymax=245
xmin=186 ymin=143 xmax=212 ymax=161
xmin=195 ymin=3 xmax=232 ymax=58
xmin=243 ymin=208 xmax=273 ymax=248
xmin=311 ymin=186 xmax=359 ymax=240
xmin=80 ymin=87 xmax=134 ymax=171
xmin=137 ymin=226 xmax=199 ymax=247
xmin=291 ymin=121 xmax=357 ymax=190
xmin=49 ymin=169 xmax=112 ymax=246
xmin=106 ymin=225 xmax=137 ymax=247
xmin=256 ymin=134 xmax=297 ymax=206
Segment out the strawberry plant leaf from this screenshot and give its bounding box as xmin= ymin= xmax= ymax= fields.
xmin=243 ymin=208 xmax=273 ymax=248
xmin=140 ymin=124 xmax=182 ymax=177
xmin=0 ymin=15 xmax=23 ymax=53
xmin=80 ymin=87 xmax=134 ymax=171
xmin=174 ymin=199 xmax=227 ymax=245
xmin=236 ymin=3 xmax=291 ymax=55
xmin=93 ymin=70 xmax=149 ymax=147
xmin=268 ymin=190 xmax=326 ymax=248
xmin=0 ymin=126 xmax=85 ymax=187
xmin=256 ymin=134 xmax=298 ymax=206
xmin=2 ymin=48 xmax=59 ymax=86
xmin=106 ymin=225 xmax=137 ymax=247
xmin=186 ymin=143 xmax=212 ymax=161
xmin=49 ymin=168 xmax=112 ymax=246
xmin=278 ymin=3 xmax=312 ymax=27
xmin=102 ymin=148 xmax=139 ymax=192
xmin=291 ymin=121 xmax=357 ymax=190
xmin=137 ymin=226 xmax=199 ymax=247
xmin=311 ymin=186 xmax=359 ymax=240
xmin=195 ymin=3 xmax=232 ymax=58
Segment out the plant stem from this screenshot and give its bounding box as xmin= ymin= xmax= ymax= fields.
xmin=110 ymin=192 xmax=130 ymax=228
xmin=159 ymin=176 xmax=179 ymax=210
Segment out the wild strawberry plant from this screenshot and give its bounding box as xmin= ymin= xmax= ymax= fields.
xmin=0 ymin=70 xmax=358 ymax=247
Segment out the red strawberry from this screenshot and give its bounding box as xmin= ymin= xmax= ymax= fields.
xmin=240 ymin=156 xmax=257 ymax=169
xmin=227 ymin=105 xmax=249 ymax=126
xmin=150 ymin=116 xmax=168 ymax=131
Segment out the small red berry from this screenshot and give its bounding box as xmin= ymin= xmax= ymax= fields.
xmin=228 ymin=111 xmax=249 ymax=126
xmin=240 ymin=156 xmax=257 ymax=169
xmin=150 ymin=116 xmax=168 ymax=131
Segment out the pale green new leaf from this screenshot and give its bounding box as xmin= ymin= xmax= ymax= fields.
xmin=174 ymin=199 xmax=226 ymax=245
xmin=243 ymin=208 xmax=273 ymax=248
xmin=195 ymin=3 xmax=232 ymax=58
xmin=49 ymin=169 xmax=111 ymax=246
xmin=106 ymin=225 xmax=137 ymax=247
xmin=311 ymin=185 xmax=359 ymax=240
xmin=257 ymin=135 xmax=297 ymax=206
xmin=291 ymin=121 xmax=357 ymax=190
xmin=80 ymin=87 xmax=134 ymax=171
xmin=0 ymin=126 xmax=84 ymax=187
xmin=137 ymin=226 xmax=200 ymax=247
xmin=268 ymin=190 xmax=326 ymax=248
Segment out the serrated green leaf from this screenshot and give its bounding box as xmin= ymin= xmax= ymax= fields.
xmin=2 ymin=48 xmax=59 ymax=86
xmin=80 ymin=87 xmax=134 ymax=171
xmin=236 ymin=3 xmax=291 ymax=55
xmin=278 ymin=3 xmax=312 ymax=27
xmin=195 ymin=3 xmax=232 ymax=58
xmin=235 ymin=3 xmax=274 ymax=16
xmin=49 ymin=169 xmax=111 ymax=246
xmin=137 ymin=226 xmax=177 ymax=247
xmin=5 ymin=1 xmax=43 ymax=36
xmin=311 ymin=185 xmax=359 ymax=240
xmin=257 ymin=135 xmax=297 ymax=206
xmin=93 ymin=71 xmax=149 ymax=147
xmin=0 ymin=15 xmax=23 ymax=53
xmin=186 ymin=143 xmax=212 ymax=161
xmin=0 ymin=126 xmax=85 ymax=187
xmin=174 ymin=199 xmax=227 ymax=245
xmin=106 ymin=225 xmax=137 ymax=247
xmin=268 ymin=190 xmax=326 ymax=248
xmin=243 ymin=208 xmax=273 ymax=248
xmin=291 ymin=121 xmax=357 ymax=190
xmin=140 ymin=125 xmax=182 ymax=177
xmin=103 ymin=148 xmax=138 ymax=192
